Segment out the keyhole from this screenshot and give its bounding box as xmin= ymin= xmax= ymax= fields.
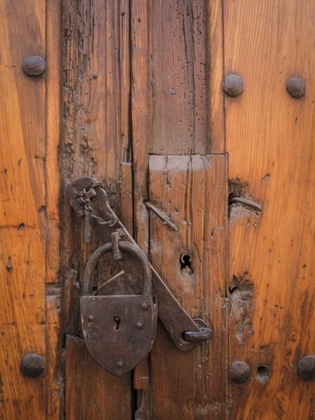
xmin=180 ymin=254 xmax=193 ymax=276
xmin=114 ymin=316 xmax=120 ymax=330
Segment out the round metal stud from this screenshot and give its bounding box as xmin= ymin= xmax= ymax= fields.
xmin=116 ymin=360 xmax=124 ymax=369
xmin=297 ymin=355 xmax=315 ymax=381
xmin=20 ymin=353 xmax=45 ymax=378
xmin=136 ymin=322 xmax=143 ymax=329
xmin=286 ymin=77 xmax=305 ymax=98
xmin=142 ymin=303 xmax=148 ymax=310
xmin=22 ymin=56 xmax=46 ymax=77
xmin=223 ymin=74 xmax=244 ymax=97
xmin=87 ymin=315 xmax=94 ymax=322
xmin=229 ymin=361 xmax=250 ymax=384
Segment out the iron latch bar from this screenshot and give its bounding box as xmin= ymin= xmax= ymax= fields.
xmin=67 ymin=177 xmax=213 ymax=352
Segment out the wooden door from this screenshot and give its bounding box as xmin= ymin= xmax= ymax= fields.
xmin=1 ymin=0 xmax=315 ymax=419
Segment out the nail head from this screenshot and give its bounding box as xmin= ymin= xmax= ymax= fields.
xmin=22 ymin=56 xmax=46 ymax=77
xmin=20 ymin=353 xmax=45 ymax=378
xmin=298 ymin=355 xmax=315 ymax=381
xmin=116 ymin=360 xmax=124 ymax=368
xmin=229 ymin=361 xmax=250 ymax=384
xmin=223 ymin=74 xmax=244 ymax=97
xmin=286 ymin=77 xmax=305 ymax=98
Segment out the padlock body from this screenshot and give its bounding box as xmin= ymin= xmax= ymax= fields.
xmin=81 ymin=295 xmax=157 ymax=376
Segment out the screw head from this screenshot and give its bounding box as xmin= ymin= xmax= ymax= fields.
xmin=22 ymin=56 xmax=46 ymax=77
xmin=116 ymin=359 xmax=124 ymax=368
xmin=229 ymin=361 xmax=250 ymax=384
xmin=223 ymin=74 xmax=244 ymax=97
xmin=297 ymin=355 xmax=315 ymax=381
xmin=136 ymin=322 xmax=143 ymax=329
xmin=141 ymin=303 xmax=148 ymax=310
xmin=286 ymin=77 xmax=305 ymax=98
xmin=87 ymin=315 xmax=94 ymax=322
xmin=20 ymin=353 xmax=45 ymax=378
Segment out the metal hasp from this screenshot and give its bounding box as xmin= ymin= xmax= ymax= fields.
xmin=66 ymin=177 xmax=213 ymax=358
xmin=81 ymin=241 xmax=157 ymax=376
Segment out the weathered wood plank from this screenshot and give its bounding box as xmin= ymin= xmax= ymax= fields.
xmin=149 ymin=155 xmax=228 ymax=419
xmin=131 ymin=1 xmax=151 ymax=414
xmin=225 ymin=0 xmax=315 ymax=418
xmin=65 ymin=336 xmax=132 ymax=420
xmin=0 ymin=0 xmax=46 ymax=418
xmin=207 ymin=0 xmax=225 ymax=153
xmin=46 ymin=294 xmax=62 ymax=419
xmin=131 ymin=0 xmax=150 ymax=251
xmin=63 ymin=0 xmax=132 ymax=416
xmin=148 ymin=0 xmax=209 ymax=155
xmin=46 ymin=1 xmax=62 ymax=417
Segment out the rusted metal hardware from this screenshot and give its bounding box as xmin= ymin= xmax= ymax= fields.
xmin=286 ymin=77 xmax=305 ymax=99
xmin=144 ymin=201 xmax=178 ymax=231
xmin=20 ymin=353 xmax=45 ymax=378
xmin=183 ymin=328 xmax=213 ymax=343
xmin=229 ymin=196 xmax=262 ymax=213
xmin=297 ymin=355 xmax=315 ymax=381
xmin=81 ymin=241 xmax=157 ymax=376
xmin=229 ymin=361 xmax=250 ymax=384
xmin=223 ymin=74 xmax=244 ymax=97
xmin=67 ymin=177 xmax=213 ymax=352
xmin=22 ymin=55 xmax=46 ymax=77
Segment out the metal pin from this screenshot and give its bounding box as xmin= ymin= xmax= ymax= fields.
xmin=229 ymin=196 xmax=262 ymax=212
xmin=83 ymin=213 xmax=93 ymax=243
xmin=145 ymin=201 xmax=178 ymax=231
xmin=111 ymin=231 xmax=122 ymax=260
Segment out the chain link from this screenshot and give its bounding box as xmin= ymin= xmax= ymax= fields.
xmin=77 ymin=188 xmax=118 ymax=227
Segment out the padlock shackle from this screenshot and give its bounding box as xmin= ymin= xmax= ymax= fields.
xmin=83 ymin=241 xmax=152 ymax=296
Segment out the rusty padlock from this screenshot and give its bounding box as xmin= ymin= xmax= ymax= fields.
xmin=81 ymin=241 xmax=157 ymax=376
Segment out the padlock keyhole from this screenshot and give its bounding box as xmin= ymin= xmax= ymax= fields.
xmin=114 ymin=316 xmax=121 ymax=330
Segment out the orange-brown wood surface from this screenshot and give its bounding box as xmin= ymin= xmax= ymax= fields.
xmin=225 ymin=0 xmax=315 ymax=418
xmin=63 ymin=0 xmax=132 ymax=417
xmin=130 ymin=2 xmax=229 ymax=418
xmin=0 ymin=0 xmax=62 ymax=418
xmin=149 ymin=155 xmax=228 ymax=419
xmin=2 ymin=0 xmax=315 ymax=418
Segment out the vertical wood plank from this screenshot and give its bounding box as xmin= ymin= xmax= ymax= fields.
xmin=66 ymin=336 xmax=132 ymax=420
xmin=207 ymin=0 xmax=225 ymax=153
xmin=148 ymin=0 xmax=208 ymax=155
xmin=46 ymin=0 xmax=62 ymax=417
xmin=46 ymin=295 xmax=62 ymax=419
xmin=225 ymin=0 xmax=315 ymax=418
xmin=131 ymin=2 xmax=151 ymax=415
xmin=149 ymin=155 xmax=228 ymax=419
xmin=131 ymin=0 xmax=150 ymax=251
xmin=63 ymin=0 xmax=132 ymax=417
xmin=0 ymin=0 xmax=46 ymax=418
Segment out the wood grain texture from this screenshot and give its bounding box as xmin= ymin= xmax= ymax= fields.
xmin=63 ymin=0 xmax=130 ymax=184
xmin=131 ymin=1 xmax=151 ymax=413
xmin=225 ymin=1 xmax=315 ymax=418
xmin=0 ymin=1 xmax=47 ymax=418
xmin=148 ymin=0 xmax=208 ymax=155
xmin=46 ymin=1 xmax=62 ymax=417
xmin=65 ymin=336 xmax=132 ymax=420
xmin=207 ymin=0 xmax=225 ymax=153
xmin=46 ymin=295 xmax=62 ymax=419
xmin=131 ymin=0 xmax=150 ymax=252
xmin=149 ymin=155 xmax=228 ymax=419
xmin=63 ymin=0 xmax=132 ymax=416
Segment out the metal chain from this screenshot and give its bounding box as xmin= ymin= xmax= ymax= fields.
xmin=77 ymin=187 xmax=118 ymax=227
